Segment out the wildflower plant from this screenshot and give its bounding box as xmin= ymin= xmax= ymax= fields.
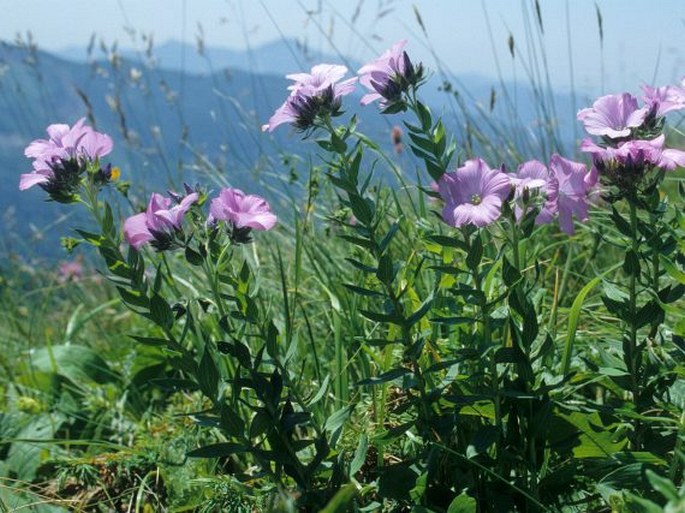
xmin=19 ymin=39 xmax=685 ymax=513
xmin=579 ymin=84 xmax=685 ymax=453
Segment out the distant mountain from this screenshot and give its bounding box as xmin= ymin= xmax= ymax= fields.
xmin=57 ymin=38 xmax=363 ymax=77
xmin=0 ymin=38 xmax=581 ymax=259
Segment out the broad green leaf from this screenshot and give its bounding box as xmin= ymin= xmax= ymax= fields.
xmin=447 ymin=492 xmax=477 ymax=513
xmin=319 ymin=483 xmax=357 ymax=513
xmin=29 ymin=344 xmax=118 ymax=384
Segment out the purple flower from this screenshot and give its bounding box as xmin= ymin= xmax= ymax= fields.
xmin=262 ymin=64 xmax=357 ymax=132
xmin=58 ymin=258 xmax=84 ymax=283
xmin=123 ymin=192 xmax=198 ymax=251
xmin=545 ymin=155 xmax=596 ymax=235
xmin=582 ymin=135 xmax=685 ymax=171
xmin=642 ymin=82 xmax=685 ymax=117
xmin=209 ymin=188 xmax=277 ymax=243
xmin=511 ymin=160 xmax=549 ymax=196
xmin=577 ymin=93 xmax=648 ymax=139
xmin=20 ymin=118 xmax=114 ymax=202
xmin=511 ymin=160 xmax=552 ymax=223
xmin=357 ymin=40 xmax=423 ymax=110
xmin=438 ymin=158 xmax=512 ymax=228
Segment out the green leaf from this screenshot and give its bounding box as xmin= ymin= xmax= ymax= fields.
xmin=431 ymin=316 xmax=474 ymax=326
xmin=29 ymin=344 xmax=118 ymax=384
xmin=560 ymin=411 xmax=628 ymax=458
xmin=645 ymin=470 xmax=678 ymax=502
xmin=660 ymin=255 xmax=685 ymax=284
xmin=623 ymin=249 xmax=641 ymax=277
xmin=407 ymin=293 xmax=434 ymax=327
xmin=102 ymin=202 xmax=115 ymax=239
xmin=447 ymin=492 xmax=477 ymax=513
xmin=416 ymin=101 xmax=432 ymax=130
xmin=340 ymin=235 xmax=377 ymax=251
xmin=5 ymin=414 xmax=60 ymax=481
xmin=319 ymin=484 xmax=357 ymax=513
xmin=250 ymin=409 xmax=271 ymax=439
xmin=187 ymin=443 xmax=249 ymax=458
xmin=502 ymin=255 xmax=521 ymax=287
xmin=610 ymin=206 xmax=632 ymax=237
xmin=75 ymin=229 xmax=103 ymax=246
xmin=220 ymin=405 xmax=246 ymax=437
xmin=266 ymin=321 xmax=279 ymax=358
xmin=360 ymin=309 xmax=404 ymax=325
xmin=185 ymin=246 xmax=204 ymax=266
xmin=307 ymin=374 xmax=331 ymax=407
xmin=149 ymin=294 xmax=174 ymax=330
xmin=343 ymin=283 xmax=384 ymax=297
xmin=324 ymin=405 xmax=355 ymax=433
xmin=434 ymin=120 xmax=447 ymax=156
xmin=408 ymin=132 xmax=435 ymax=154
xmin=356 ymin=368 xmax=411 ymax=386
xmin=424 ymin=234 xmax=467 ymax=250
xmin=349 ymin=433 xmax=368 ymax=476
xmin=379 ymin=221 xmax=400 ymax=254
xmin=219 ymin=340 xmax=252 ymax=368
xmin=198 ymin=346 xmax=219 ymax=400
xmin=349 ymin=194 xmax=373 ymax=225
xmin=376 ymin=253 xmax=395 ymax=285
xmin=466 ymin=234 xmax=483 ymax=269
xmin=349 ymin=149 xmax=362 ymax=180
xmin=344 ymin=258 xmax=377 ymax=274
xmin=562 ymin=276 xmax=601 ymax=376
xmin=636 ymin=300 xmax=662 ymax=328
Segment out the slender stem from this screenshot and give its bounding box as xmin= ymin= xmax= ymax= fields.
xmin=627 ymin=201 xmax=642 ymax=450
xmin=464 ymin=230 xmax=501 ymax=457
xmin=511 ymin=213 xmax=521 ymax=272
xmin=649 ymin=211 xmax=661 ymax=340
xmin=203 ymin=251 xmax=227 ymax=319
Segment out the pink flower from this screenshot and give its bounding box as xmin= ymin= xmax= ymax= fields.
xmin=438 ymin=158 xmax=512 ymax=228
xmin=577 ymin=93 xmax=648 ymax=139
xmin=581 ymin=135 xmax=685 ymax=171
xmin=544 ymin=155 xmax=596 ymax=235
xmin=262 ymin=64 xmax=357 ymax=132
xmin=209 ymin=188 xmax=277 ymax=231
xmin=20 ymin=118 xmax=113 ymax=202
xmin=357 ymin=40 xmax=423 ymax=111
xmin=58 ymin=258 xmax=84 ymax=283
xmin=123 ymin=192 xmax=198 ymax=251
xmin=642 ymin=81 xmax=685 ymax=117
xmin=511 ymin=160 xmax=552 ymax=224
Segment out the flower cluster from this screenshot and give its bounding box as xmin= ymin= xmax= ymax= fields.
xmin=357 ymin=39 xmax=424 ymax=113
xmin=262 ymin=64 xmax=357 ymax=133
xmin=20 ymin=118 xmax=114 ymax=202
xmin=263 ymin=41 xmax=424 ymax=132
xmin=123 ymin=186 xmax=277 ymax=251
xmin=123 ymin=191 xmax=200 ymax=251
xmin=578 ymin=86 xmax=685 ymax=200
xmin=209 ymin=188 xmax=278 ymax=244
xmin=437 ymin=155 xmax=596 ymax=235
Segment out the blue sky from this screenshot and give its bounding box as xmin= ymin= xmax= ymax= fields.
xmin=2 ymin=0 xmax=684 ymax=93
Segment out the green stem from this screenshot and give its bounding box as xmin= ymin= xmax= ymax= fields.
xmin=649 ymin=212 xmax=661 ymax=340
xmin=203 ymin=252 xmax=227 ymax=319
xmin=627 ymin=201 xmax=642 ymax=450
xmin=322 ymin=118 xmax=435 ymax=440
xmin=464 ymin=230 xmax=501 ymax=457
